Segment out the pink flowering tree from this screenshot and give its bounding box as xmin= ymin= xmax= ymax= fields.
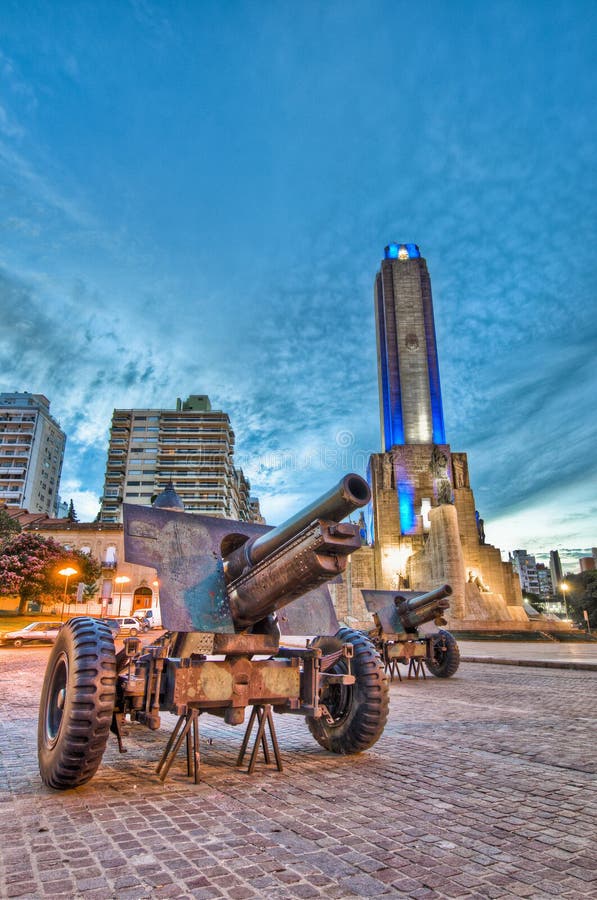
xmin=0 ymin=533 xmax=102 ymax=614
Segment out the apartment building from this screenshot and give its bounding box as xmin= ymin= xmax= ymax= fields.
xmin=99 ymin=394 xmax=261 ymax=523
xmin=0 ymin=392 xmax=65 ymax=516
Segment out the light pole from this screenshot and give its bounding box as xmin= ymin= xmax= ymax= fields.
xmin=560 ymin=581 xmax=569 ymax=619
xmin=58 ymin=566 xmax=78 ymax=622
xmin=114 ymin=575 xmax=131 ymax=617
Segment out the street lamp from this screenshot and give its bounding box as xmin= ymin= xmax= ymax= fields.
xmin=560 ymin=581 xmax=569 ymax=619
xmin=58 ymin=566 xmax=78 ymax=622
xmin=114 ymin=575 xmax=131 ymax=617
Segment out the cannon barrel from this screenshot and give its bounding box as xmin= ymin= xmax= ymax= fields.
xmin=396 ymin=583 xmax=452 ymax=631
xmin=224 ymin=474 xmax=371 ymax=628
xmin=224 ymin=474 xmax=371 ymax=582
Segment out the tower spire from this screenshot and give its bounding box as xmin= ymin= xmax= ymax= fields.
xmin=374 ymin=243 xmax=445 ymax=449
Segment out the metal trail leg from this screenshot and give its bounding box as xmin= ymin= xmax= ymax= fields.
xmin=110 ymin=712 xmax=127 ymax=753
xmin=156 ymin=710 xmax=200 ymax=783
xmin=236 ymin=705 xmax=283 ymax=774
xmin=156 ymin=714 xmax=185 ymax=778
xmin=191 ymin=711 xmax=200 ymax=785
xmin=186 ymin=719 xmax=193 ymax=777
xmin=407 ymin=658 xmax=426 ymax=680
xmin=385 ymin=657 xmax=401 ymax=682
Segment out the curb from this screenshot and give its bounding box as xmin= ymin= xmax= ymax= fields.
xmin=461 ymin=656 xmax=597 ymax=672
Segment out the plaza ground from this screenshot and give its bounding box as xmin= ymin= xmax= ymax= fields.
xmin=0 ymin=644 xmax=596 ymax=899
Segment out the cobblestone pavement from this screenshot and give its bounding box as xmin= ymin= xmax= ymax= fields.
xmin=0 ymin=647 xmax=596 ymax=899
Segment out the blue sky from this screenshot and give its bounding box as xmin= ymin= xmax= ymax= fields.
xmin=1 ymin=1 xmax=595 ymax=570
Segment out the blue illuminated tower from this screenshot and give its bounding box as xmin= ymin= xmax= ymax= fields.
xmin=374 ymin=243 xmax=445 ymax=450
xmin=356 ymin=243 xmax=523 ymax=620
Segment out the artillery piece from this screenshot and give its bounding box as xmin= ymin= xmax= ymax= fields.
xmin=38 ymin=474 xmax=389 ymax=789
xmin=363 ymin=584 xmax=460 ymax=680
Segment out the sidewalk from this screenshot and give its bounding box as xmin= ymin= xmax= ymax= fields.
xmin=458 ymin=640 xmax=597 ymax=671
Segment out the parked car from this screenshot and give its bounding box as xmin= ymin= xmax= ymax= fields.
xmin=0 ymin=621 xmax=63 ymax=647
xmin=96 ymin=618 xmax=121 ymax=635
xmin=106 ymin=616 xmax=148 ymax=636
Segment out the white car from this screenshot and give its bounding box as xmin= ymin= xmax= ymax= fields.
xmin=0 ymin=621 xmax=63 ymax=647
xmin=107 ymin=616 xmax=148 ymax=636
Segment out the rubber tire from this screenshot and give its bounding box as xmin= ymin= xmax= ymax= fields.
xmin=306 ymin=627 xmax=389 ymax=754
xmin=424 ymin=629 xmax=460 ymax=678
xmin=38 ymin=617 xmax=117 ymax=789
xmin=13 ymin=639 xmax=23 ymax=647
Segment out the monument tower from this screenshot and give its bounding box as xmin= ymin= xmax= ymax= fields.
xmin=343 ymin=243 xmax=527 ymax=628
xmin=375 ymin=242 xmax=445 ymax=449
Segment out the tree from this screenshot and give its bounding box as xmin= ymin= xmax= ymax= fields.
xmin=564 ymin=572 xmax=597 ymax=630
xmin=0 ymin=533 xmax=102 ymax=614
xmin=522 ymin=590 xmax=546 ymax=613
xmin=82 ymin=581 xmax=99 ymax=604
xmin=67 ymin=500 xmax=79 ymax=523
xmin=0 ymin=508 xmax=21 ymax=548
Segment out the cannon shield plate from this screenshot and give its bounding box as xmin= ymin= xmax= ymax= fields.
xmin=123 ymin=504 xmax=269 ymax=632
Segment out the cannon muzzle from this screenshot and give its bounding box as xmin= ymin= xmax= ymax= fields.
xmin=225 ymin=474 xmax=371 ymax=627
xmin=224 ymin=474 xmax=370 ymax=582
xmin=396 ymin=583 xmax=452 ymax=631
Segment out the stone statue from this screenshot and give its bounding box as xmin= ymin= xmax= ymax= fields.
xmin=430 ymin=445 xmax=453 ymax=505
xmin=430 ymin=445 xmax=449 ymax=479
xmin=475 ymin=511 xmax=486 ymax=545
xmin=452 ymin=455 xmax=468 ymax=489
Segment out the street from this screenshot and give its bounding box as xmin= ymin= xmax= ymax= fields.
xmin=0 ymin=646 xmax=596 ymax=899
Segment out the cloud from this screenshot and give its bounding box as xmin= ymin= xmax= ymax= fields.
xmin=485 ymin=470 xmax=597 ymax=566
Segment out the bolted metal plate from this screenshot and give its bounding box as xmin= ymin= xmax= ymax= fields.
xmin=277 ymin=584 xmax=340 ymax=636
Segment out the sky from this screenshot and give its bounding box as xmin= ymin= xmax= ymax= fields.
xmin=0 ymin=0 xmax=596 ymax=572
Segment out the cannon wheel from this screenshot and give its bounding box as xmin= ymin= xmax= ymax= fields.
xmin=424 ymin=629 xmax=460 ymax=678
xmin=306 ymin=627 xmax=389 ymax=754
xmin=38 ymin=617 xmax=117 ymax=789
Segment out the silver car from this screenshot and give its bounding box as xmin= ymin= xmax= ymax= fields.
xmin=0 ymin=621 xmax=63 ymax=647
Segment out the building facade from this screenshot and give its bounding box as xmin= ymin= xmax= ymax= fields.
xmin=511 ymin=549 xmax=541 ymax=595
xmin=549 ymin=549 xmax=563 ymax=591
xmin=0 ymin=392 xmax=65 ymax=516
xmin=99 ymin=394 xmax=261 ymax=524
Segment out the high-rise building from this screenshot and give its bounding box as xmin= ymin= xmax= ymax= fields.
xmin=549 ymin=549 xmax=563 ymax=590
xmin=0 ymin=392 xmax=65 ymax=516
xmin=511 ymin=549 xmax=541 ymax=595
xmin=99 ymin=394 xmax=260 ymax=523
xmin=535 ymin=563 xmax=554 ymax=599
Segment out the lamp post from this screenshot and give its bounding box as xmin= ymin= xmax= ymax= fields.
xmin=58 ymin=566 xmax=78 ymax=622
xmin=114 ymin=575 xmax=131 ymax=617
xmin=560 ymin=581 xmax=569 ymax=619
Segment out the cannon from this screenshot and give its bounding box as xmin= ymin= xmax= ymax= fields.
xmin=363 ymin=583 xmax=460 ymax=680
xmin=38 ymin=474 xmax=389 ymax=789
